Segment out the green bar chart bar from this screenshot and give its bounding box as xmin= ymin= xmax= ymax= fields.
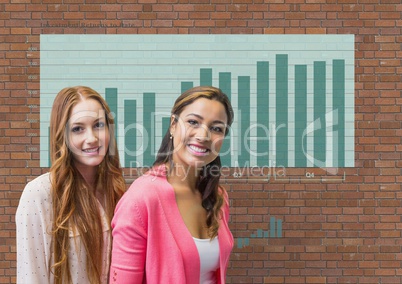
xmin=162 ymin=117 xmax=171 ymax=139
xmin=105 ymin=88 xmax=118 ymax=143
xmin=124 ymin=100 xmax=136 ymax=168
xmin=219 ymin=72 xmax=231 ymax=167
xmin=295 ymin=65 xmax=307 ymax=167
xmin=219 ymin=72 xmax=231 ymax=95
xmin=277 ymin=219 xmax=282 ymax=238
xmin=257 ymin=61 xmax=269 ymax=165
xmin=270 ymin=216 xmax=276 ymax=238
xmin=314 ymin=61 xmax=326 ymax=166
xmin=333 ymin=59 xmax=345 ymax=167
xmin=143 ymin=93 xmax=155 ymax=166
xmin=276 ymin=55 xmax=288 ymax=167
xmin=181 ymin=82 xmax=193 ymax=93
xmin=238 ymin=76 xmax=250 ymax=167
xmin=200 ymin=68 xmax=212 ymax=86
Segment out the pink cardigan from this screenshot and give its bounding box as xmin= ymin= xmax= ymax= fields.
xmin=110 ymin=165 xmax=234 ymax=284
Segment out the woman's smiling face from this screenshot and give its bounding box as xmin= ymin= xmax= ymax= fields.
xmin=68 ymin=98 xmax=110 ymax=173
xmin=170 ymin=97 xmax=228 ymax=170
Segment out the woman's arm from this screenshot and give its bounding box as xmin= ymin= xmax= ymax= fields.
xmin=109 ymin=188 xmax=148 ymax=284
xmin=219 ymin=185 xmax=230 ymax=221
xmin=16 ymin=178 xmax=52 ymax=284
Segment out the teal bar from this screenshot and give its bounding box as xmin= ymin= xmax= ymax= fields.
xmin=237 ymin=238 xmax=249 ymax=249
xmin=143 ymin=93 xmax=155 ymax=167
xmin=124 ymin=100 xmax=136 ymax=168
xmin=277 ymin=219 xmax=282 ymax=238
xmin=257 ymin=61 xmax=269 ymax=166
xmin=295 ymin=65 xmax=307 ymax=167
xmin=314 ymin=61 xmax=326 ymax=166
xmin=219 ymin=72 xmax=231 ymax=167
xmin=105 ymin=88 xmax=118 ymax=144
xmin=238 ymin=76 xmax=250 ymax=167
xmin=200 ymin=68 xmax=212 ymax=86
xmin=162 ymin=117 xmax=171 ymax=138
xmin=276 ymin=55 xmax=288 ymax=167
xmin=219 ymin=72 xmax=231 ymax=97
xmin=333 ymin=59 xmax=345 ymax=167
xmin=270 ymin=216 xmax=276 ymax=238
xmin=181 ymin=82 xmax=193 ymax=93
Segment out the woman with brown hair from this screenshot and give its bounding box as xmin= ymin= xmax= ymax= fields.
xmin=16 ymin=86 xmax=126 ymax=283
xmin=110 ymin=86 xmax=234 ymax=284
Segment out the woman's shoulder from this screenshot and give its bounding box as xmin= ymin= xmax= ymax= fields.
xmin=114 ymin=166 xmax=173 ymax=219
xmin=17 ymin=173 xmax=52 ymax=216
xmin=122 ymin=165 xmax=171 ymax=201
xmin=21 ymin=173 xmax=52 ymax=200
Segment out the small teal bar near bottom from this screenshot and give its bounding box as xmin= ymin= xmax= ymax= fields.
xmin=237 ymin=216 xmax=283 ymax=249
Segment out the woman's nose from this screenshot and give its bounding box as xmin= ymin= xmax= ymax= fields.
xmin=85 ymin=129 xmax=98 ymax=143
xmin=195 ymin=125 xmax=211 ymax=141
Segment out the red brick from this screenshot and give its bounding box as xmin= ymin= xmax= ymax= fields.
xmin=1 ymin=2 xmax=401 ymax=283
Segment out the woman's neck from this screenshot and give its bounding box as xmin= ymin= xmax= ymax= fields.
xmin=75 ymin=164 xmax=98 ymax=190
xmin=167 ymin=162 xmax=200 ymax=191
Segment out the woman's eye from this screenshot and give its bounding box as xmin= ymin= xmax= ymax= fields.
xmin=95 ymin=121 xmax=106 ymax=128
xmin=71 ymin=126 xmax=83 ymax=133
xmin=188 ymin=120 xmax=199 ymax=126
xmin=211 ymin=126 xmax=224 ymax=133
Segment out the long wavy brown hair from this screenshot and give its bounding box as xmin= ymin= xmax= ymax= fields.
xmin=49 ymin=86 xmax=125 ymax=283
xmin=154 ymin=86 xmax=234 ymax=239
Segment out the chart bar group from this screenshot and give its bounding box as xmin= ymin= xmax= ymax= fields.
xmin=40 ymin=34 xmax=354 ymax=168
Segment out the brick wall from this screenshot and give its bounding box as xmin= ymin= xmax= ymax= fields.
xmin=1 ymin=1 xmax=401 ymax=283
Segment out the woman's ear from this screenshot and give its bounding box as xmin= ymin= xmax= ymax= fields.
xmin=170 ymin=114 xmax=177 ymax=134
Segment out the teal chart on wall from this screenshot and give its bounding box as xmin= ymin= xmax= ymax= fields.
xmin=40 ymin=34 xmax=355 ymax=168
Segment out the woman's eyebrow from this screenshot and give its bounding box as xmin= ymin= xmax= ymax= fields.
xmin=70 ymin=117 xmax=104 ymax=125
xmin=185 ymin=113 xmax=226 ymax=125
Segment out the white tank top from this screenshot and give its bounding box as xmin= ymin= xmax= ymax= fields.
xmin=193 ymin=236 xmax=220 ymax=284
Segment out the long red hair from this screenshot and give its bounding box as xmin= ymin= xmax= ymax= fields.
xmin=49 ymin=86 xmax=125 ymax=283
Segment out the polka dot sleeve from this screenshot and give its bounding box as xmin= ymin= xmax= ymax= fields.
xmin=16 ymin=173 xmax=53 ymax=284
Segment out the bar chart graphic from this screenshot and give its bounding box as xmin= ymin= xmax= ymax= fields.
xmin=40 ymin=35 xmax=354 ymax=168
xmin=237 ymin=216 xmax=283 ymax=249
